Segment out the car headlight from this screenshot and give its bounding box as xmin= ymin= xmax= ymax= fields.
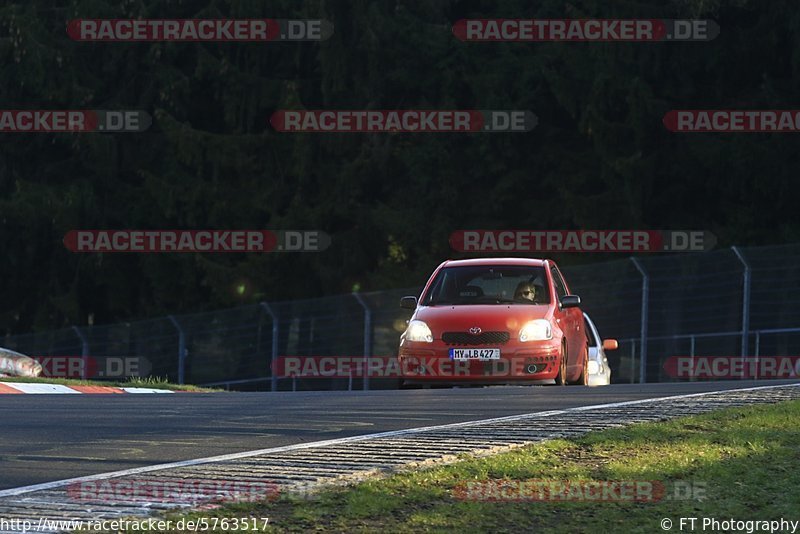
xmin=405 ymin=320 xmax=433 ymax=343
xmin=519 ymin=319 xmax=552 ymax=341
xmin=587 ymin=360 xmax=600 ymax=375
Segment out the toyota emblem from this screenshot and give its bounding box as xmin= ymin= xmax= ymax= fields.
xmin=469 ymin=327 xmax=482 ymax=335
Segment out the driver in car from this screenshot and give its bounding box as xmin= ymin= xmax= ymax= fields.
xmin=514 ymin=281 xmax=536 ymax=303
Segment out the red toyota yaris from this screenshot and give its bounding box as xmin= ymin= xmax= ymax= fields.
xmin=398 ymin=258 xmax=589 ymax=386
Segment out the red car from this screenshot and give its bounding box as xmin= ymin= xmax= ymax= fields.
xmin=398 ymin=258 xmax=588 ymax=386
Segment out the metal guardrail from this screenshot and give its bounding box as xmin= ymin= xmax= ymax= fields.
xmin=201 ymin=371 xmax=368 ymax=392
xmin=616 ymin=326 xmax=800 ymax=383
xmin=3 ymin=242 xmax=800 ymax=390
xmin=201 ymin=325 xmax=800 ymax=390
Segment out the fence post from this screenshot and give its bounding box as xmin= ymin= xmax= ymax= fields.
xmin=72 ymin=326 xmax=89 ymax=380
xmin=352 ymin=293 xmax=373 ymax=391
xmin=630 ymin=339 xmax=636 ymax=384
xmin=754 ymin=331 xmax=761 ymax=379
xmin=731 ymin=246 xmax=751 ymax=361
xmin=630 ymin=258 xmax=649 ymax=384
xmin=168 ymin=315 xmax=186 ymax=385
xmin=260 ymin=302 xmax=279 ymax=392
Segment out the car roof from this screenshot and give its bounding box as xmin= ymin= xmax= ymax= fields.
xmin=442 ymin=257 xmax=547 ymax=267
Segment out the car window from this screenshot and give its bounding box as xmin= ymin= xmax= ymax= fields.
xmin=423 ymin=265 xmax=550 ymax=305
xmin=425 ymin=268 xmax=455 ymax=305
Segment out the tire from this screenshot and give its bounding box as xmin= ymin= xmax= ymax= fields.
xmin=555 ymin=340 xmax=568 ymax=386
xmin=571 ymin=343 xmax=589 ymax=386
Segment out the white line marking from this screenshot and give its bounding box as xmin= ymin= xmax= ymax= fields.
xmin=0 ymin=382 xmax=798 ymax=498
xmin=120 ymin=387 xmax=174 ymax=394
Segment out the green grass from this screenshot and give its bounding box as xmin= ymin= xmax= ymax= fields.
xmin=147 ymin=399 xmax=800 ymax=533
xmin=0 ymin=375 xmax=219 ymax=392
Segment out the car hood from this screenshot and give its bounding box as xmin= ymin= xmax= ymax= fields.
xmin=413 ymin=304 xmax=552 ymax=336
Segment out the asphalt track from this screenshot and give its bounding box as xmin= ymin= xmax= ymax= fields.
xmin=1 ymin=380 xmax=798 ymax=491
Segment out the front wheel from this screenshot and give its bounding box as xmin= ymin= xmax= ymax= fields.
xmin=555 ymin=340 xmax=568 ymax=386
xmin=571 ymin=343 xmax=589 ymax=386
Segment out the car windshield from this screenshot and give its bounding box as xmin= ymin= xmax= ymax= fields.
xmin=422 ymin=265 xmax=550 ymax=306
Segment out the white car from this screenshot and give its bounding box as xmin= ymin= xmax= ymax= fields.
xmin=583 ymin=313 xmax=617 ymax=386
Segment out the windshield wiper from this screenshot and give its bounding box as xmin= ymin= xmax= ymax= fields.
xmin=471 ymin=297 xmax=517 ymax=304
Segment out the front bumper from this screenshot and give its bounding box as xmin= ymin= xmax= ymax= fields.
xmin=398 ymin=339 xmax=561 ymax=381
xmin=587 ymin=370 xmax=610 ymax=387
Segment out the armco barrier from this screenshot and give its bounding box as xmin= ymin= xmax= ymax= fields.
xmin=3 ymin=243 xmax=800 ymax=389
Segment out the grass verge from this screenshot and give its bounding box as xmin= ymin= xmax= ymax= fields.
xmin=119 ymin=399 xmax=800 ymax=532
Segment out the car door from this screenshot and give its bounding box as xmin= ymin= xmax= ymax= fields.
xmin=550 ymin=263 xmax=583 ymax=373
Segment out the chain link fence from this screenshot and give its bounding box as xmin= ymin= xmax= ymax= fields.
xmin=3 ymin=243 xmax=800 ymax=389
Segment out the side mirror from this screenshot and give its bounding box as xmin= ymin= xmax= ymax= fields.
xmin=560 ymin=295 xmax=581 ymax=309
xmin=602 ymin=339 xmax=618 ymax=351
xmin=400 ymin=296 xmax=418 ymax=310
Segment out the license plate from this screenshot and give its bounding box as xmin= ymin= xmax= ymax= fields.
xmin=449 ymin=348 xmax=501 ymax=360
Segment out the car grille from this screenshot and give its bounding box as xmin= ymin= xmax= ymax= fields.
xmin=441 ymin=331 xmax=510 ymax=345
